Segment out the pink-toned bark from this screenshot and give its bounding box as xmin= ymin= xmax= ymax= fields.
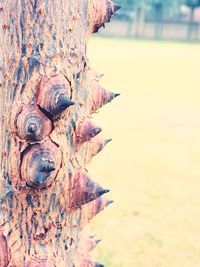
xmin=0 ymin=0 xmax=119 ymax=266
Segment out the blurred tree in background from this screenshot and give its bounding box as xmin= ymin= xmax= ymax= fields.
xmin=115 ymin=0 xmax=200 ymax=41
xmin=185 ymin=0 xmax=200 ymax=39
xmin=185 ymin=0 xmax=200 ymax=8
xmin=116 ymin=0 xmax=200 ymax=10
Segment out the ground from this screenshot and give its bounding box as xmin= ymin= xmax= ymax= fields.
xmin=85 ymin=37 xmax=200 ymax=267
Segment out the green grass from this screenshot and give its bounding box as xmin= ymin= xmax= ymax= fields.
xmin=86 ymin=37 xmax=200 ymax=267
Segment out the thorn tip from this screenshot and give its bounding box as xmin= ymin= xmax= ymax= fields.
xmin=113 ymin=4 xmax=121 ymax=13
xmin=106 ymin=199 xmax=114 ymax=206
xmin=105 ymin=138 xmax=112 ymax=145
xmin=96 ymin=188 xmax=110 ymax=197
xmin=114 ymin=93 xmax=120 ymax=97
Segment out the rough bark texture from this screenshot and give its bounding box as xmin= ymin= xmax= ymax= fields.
xmin=0 ymin=0 xmax=119 ymax=266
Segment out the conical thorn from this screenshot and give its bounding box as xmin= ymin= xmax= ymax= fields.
xmin=75 ymin=120 xmax=102 ymax=144
xmin=95 ymin=264 xmax=104 ymax=267
xmin=94 ymin=127 xmax=102 ymax=136
xmin=113 ymin=92 xmax=120 ymax=98
xmin=28 ymin=123 xmax=37 ymax=134
xmin=57 ymin=94 xmax=75 ymax=109
xmin=96 ymin=188 xmax=110 ymax=197
xmin=69 ymin=170 xmax=110 ymax=209
xmin=113 ymin=4 xmax=121 ymax=13
xmin=104 ymin=138 xmax=112 ymax=145
xmin=106 ymin=199 xmax=114 ymax=206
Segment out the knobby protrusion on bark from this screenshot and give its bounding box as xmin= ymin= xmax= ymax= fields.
xmin=15 ymin=102 xmax=53 ymax=142
xmin=84 ymin=136 xmax=112 ymax=164
xmin=77 ymin=197 xmax=113 ymax=230
xmin=20 ymin=139 xmax=62 ymax=190
xmin=75 ymin=119 xmax=102 ymax=145
xmin=69 ymin=169 xmax=109 ymax=209
xmin=90 ymin=69 xmax=104 ymax=81
xmin=89 ymin=82 xmax=120 ymax=114
xmin=36 ymin=73 xmax=74 ymax=118
xmin=78 ymin=233 xmax=101 ymax=254
xmin=89 ymin=0 xmax=121 ymax=33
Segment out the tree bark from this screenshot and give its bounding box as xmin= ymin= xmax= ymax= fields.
xmin=0 ymin=1 xmax=119 ymax=266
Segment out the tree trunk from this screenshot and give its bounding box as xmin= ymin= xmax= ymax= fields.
xmin=187 ymin=7 xmax=195 ymax=41
xmin=154 ymin=3 xmax=163 ymax=40
xmin=134 ymin=2 xmax=146 ymax=38
xmin=0 ymin=1 xmax=119 ymax=266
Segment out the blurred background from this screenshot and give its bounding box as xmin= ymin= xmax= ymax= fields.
xmin=98 ymin=0 xmax=200 ymax=42
xmin=86 ymin=1 xmax=200 ymax=266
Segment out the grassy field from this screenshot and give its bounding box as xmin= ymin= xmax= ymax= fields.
xmin=86 ymin=37 xmax=200 ymax=267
